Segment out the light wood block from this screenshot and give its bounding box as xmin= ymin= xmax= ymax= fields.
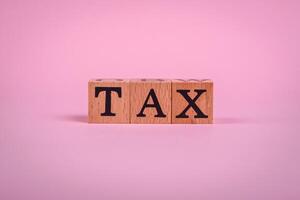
xmin=88 ymin=79 xmax=130 ymax=123
xmin=171 ymin=79 xmax=213 ymax=124
xmin=130 ymin=79 xmax=171 ymax=124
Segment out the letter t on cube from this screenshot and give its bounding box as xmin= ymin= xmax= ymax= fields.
xmin=88 ymin=79 xmax=130 ymax=123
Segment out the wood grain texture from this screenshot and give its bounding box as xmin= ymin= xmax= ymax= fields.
xmin=88 ymin=79 xmax=130 ymax=123
xmin=171 ymin=79 xmax=213 ymax=124
xmin=130 ymin=79 xmax=171 ymax=124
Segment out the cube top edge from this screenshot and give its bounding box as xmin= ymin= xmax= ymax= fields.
xmin=130 ymin=79 xmax=171 ymax=83
xmin=171 ymin=79 xmax=213 ymax=83
xmin=89 ymin=79 xmax=129 ymax=83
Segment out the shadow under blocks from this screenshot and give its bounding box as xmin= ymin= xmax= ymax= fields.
xmin=88 ymin=79 xmax=213 ymax=124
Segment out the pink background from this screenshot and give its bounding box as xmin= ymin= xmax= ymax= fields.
xmin=1 ymin=0 xmax=300 ymax=199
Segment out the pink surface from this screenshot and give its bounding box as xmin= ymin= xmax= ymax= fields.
xmin=1 ymin=0 xmax=300 ymax=199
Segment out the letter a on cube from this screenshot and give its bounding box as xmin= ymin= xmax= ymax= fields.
xmin=130 ymin=79 xmax=171 ymax=124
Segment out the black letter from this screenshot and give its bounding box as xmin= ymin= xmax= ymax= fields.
xmin=95 ymin=87 xmax=122 ymax=116
xmin=176 ymin=89 xmax=208 ymax=118
xmin=137 ymin=89 xmax=166 ymax=118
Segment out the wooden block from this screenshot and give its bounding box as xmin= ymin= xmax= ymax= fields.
xmin=88 ymin=79 xmax=130 ymax=123
xmin=130 ymin=79 xmax=171 ymax=124
xmin=171 ymin=79 xmax=213 ymax=124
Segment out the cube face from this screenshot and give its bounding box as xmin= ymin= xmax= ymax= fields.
xmin=88 ymin=79 xmax=130 ymax=123
xmin=171 ymin=79 xmax=213 ymax=124
xmin=130 ymin=79 xmax=171 ymax=124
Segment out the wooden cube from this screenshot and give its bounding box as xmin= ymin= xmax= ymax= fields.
xmin=130 ymin=79 xmax=171 ymax=124
xmin=171 ymin=79 xmax=213 ymax=124
xmin=88 ymin=79 xmax=130 ymax=123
